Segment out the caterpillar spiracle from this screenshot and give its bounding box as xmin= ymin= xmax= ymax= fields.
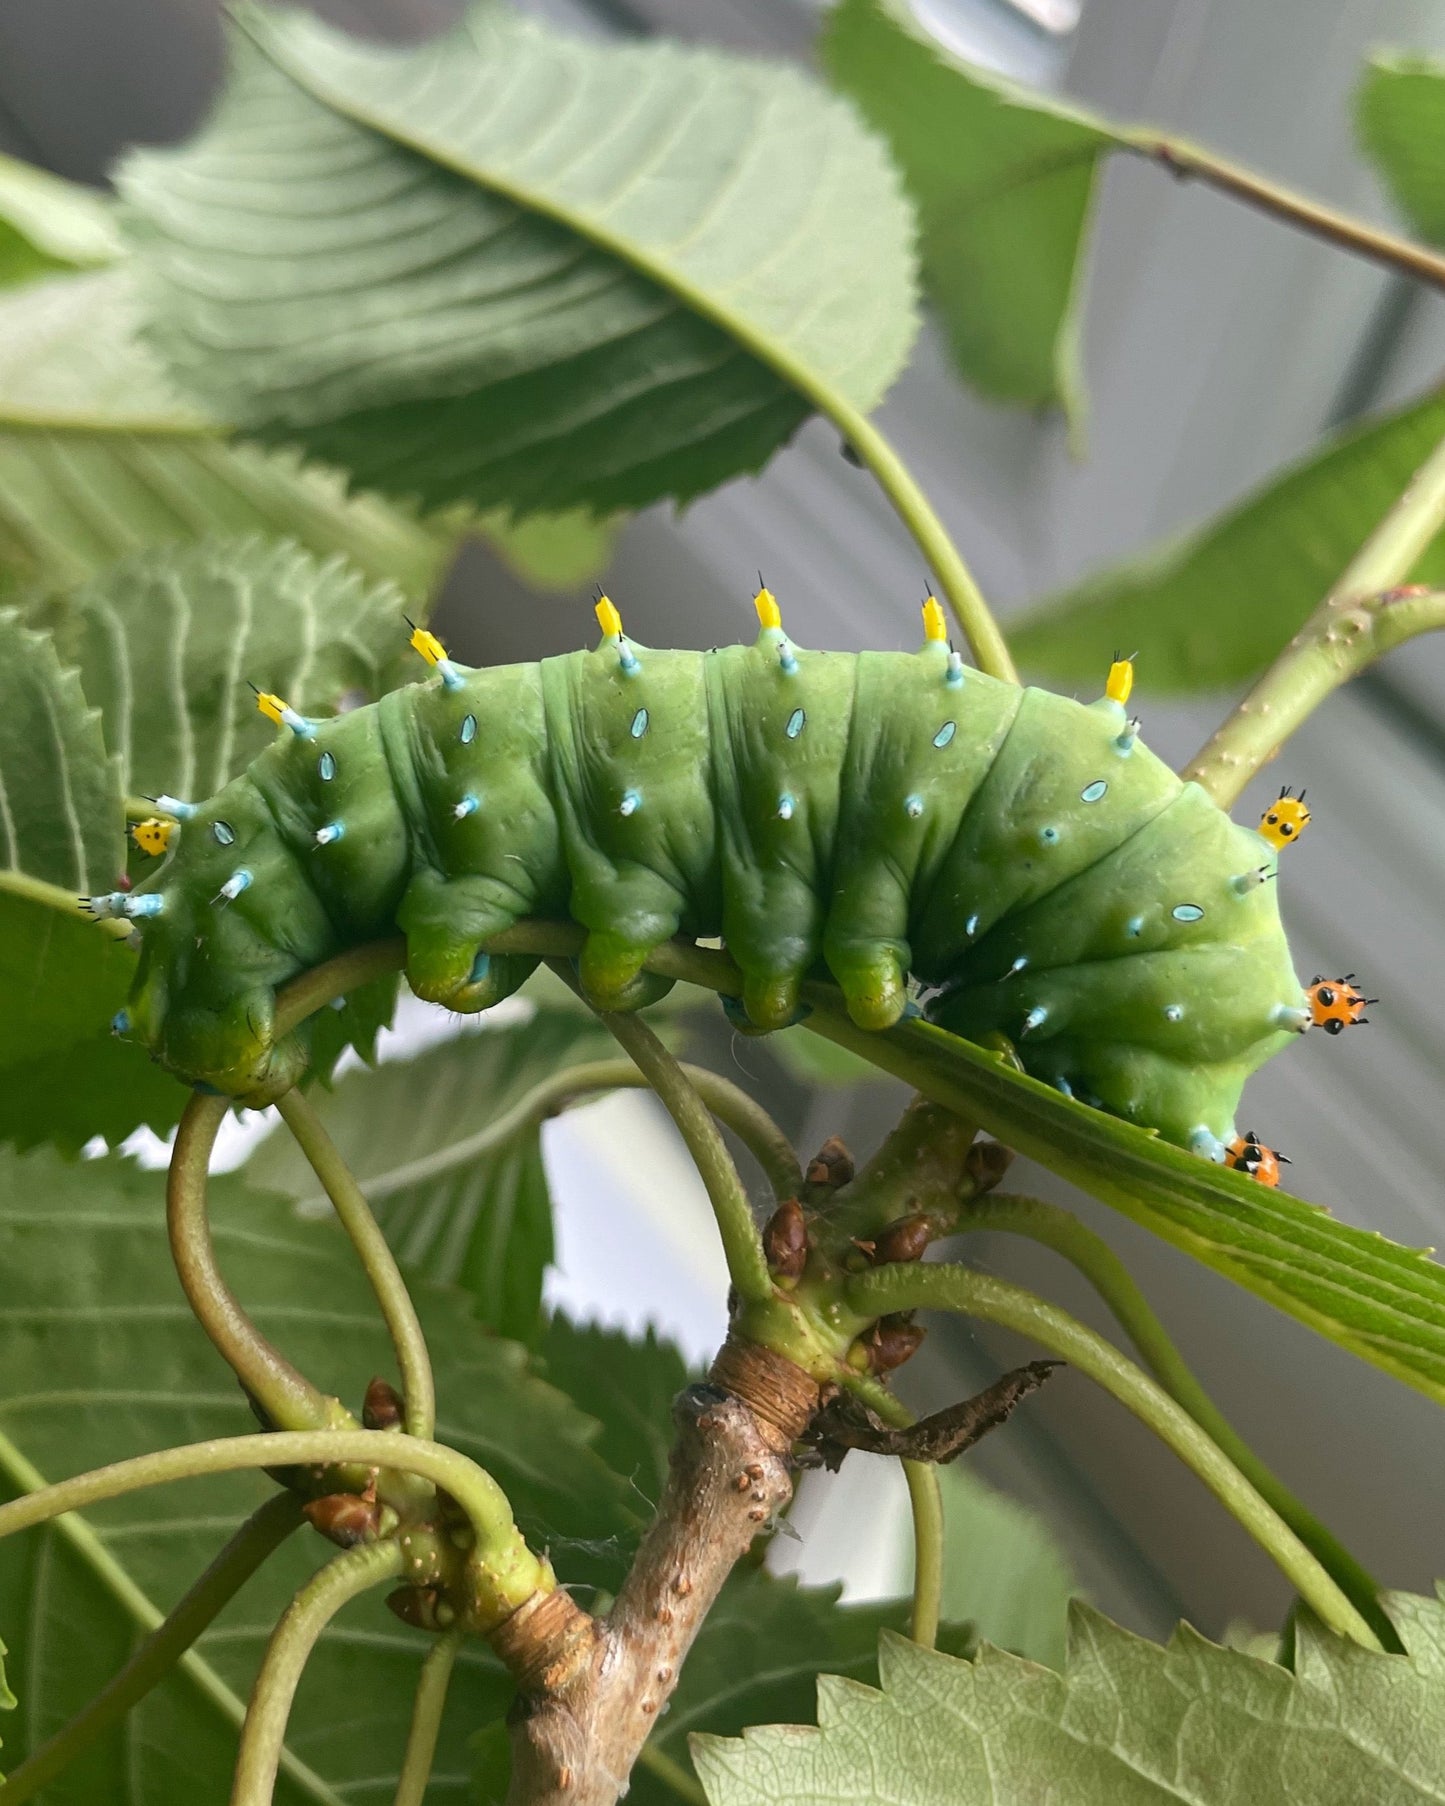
xmin=97 ymin=591 xmax=1313 ymax=1162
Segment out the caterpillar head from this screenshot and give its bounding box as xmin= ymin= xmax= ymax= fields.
xmin=117 ymin=780 xmax=322 ymax=1104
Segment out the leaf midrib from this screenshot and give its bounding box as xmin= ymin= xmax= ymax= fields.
xmin=235 ymin=11 xmax=876 ymax=444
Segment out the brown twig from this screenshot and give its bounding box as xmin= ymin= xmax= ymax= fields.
xmin=502 ymin=1342 xmax=818 ymax=1806
xmin=802 ymin=1361 xmax=1062 ymax=1471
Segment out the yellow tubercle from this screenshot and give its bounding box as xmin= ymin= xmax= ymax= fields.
xmin=921 ymin=596 xmax=947 ymax=643
xmin=409 ymin=623 xmax=450 ymax=668
xmin=131 ymin=818 xmax=174 ymax=857
xmin=1105 ymin=656 xmax=1134 ymax=706
xmin=595 ymin=595 xmax=623 ymax=639
xmin=255 ymin=690 xmax=291 ymax=727
xmin=1258 ymin=789 xmax=1311 ymax=850
xmin=753 ymin=586 xmax=781 ymax=631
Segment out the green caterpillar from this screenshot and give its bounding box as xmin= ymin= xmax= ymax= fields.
xmin=96 ymin=591 xmax=1309 ymax=1160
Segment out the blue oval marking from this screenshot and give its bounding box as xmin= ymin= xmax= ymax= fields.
xmin=1081 ymin=779 xmax=1107 ymax=803
xmin=318 ymin=751 xmax=337 ymax=781
xmin=630 ymin=708 xmax=649 ymax=739
xmin=785 ymin=707 xmax=806 ymax=739
xmin=111 ymin=1009 xmax=130 ymax=1037
xmin=1172 ymin=903 xmax=1205 ymax=922
xmin=212 ymin=821 xmax=235 ymax=847
xmin=933 ymin=721 xmax=956 ymax=749
xmin=965 ymin=914 xmax=979 ymax=938
xmin=460 ymin=714 xmax=477 ymax=745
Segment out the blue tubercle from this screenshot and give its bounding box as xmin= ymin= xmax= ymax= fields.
xmin=778 ymin=642 xmax=799 ymax=677
xmin=315 ymin=822 xmax=345 ymax=846
xmin=945 ymin=651 xmax=965 ymax=687
xmin=214 ymin=868 xmax=252 ymax=904
xmin=111 ymin=1009 xmax=131 ymax=1036
xmin=154 ymin=794 xmax=197 ymax=819
xmin=777 ymin=793 xmax=795 ymax=821
xmin=618 ymin=643 xmax=641 ymax=678
xmin=469 ymin=951 xmax=491 ymax=984
xmin=454 ymin=794 xmax=479 ymax=820
xmin=436 ymin=659 xmax=466 ymax=692
xmin=904 ymin=794 xmax=924 ymax=819
xmin=1190 ymin=1127 xmax=1228 ymax=1163
xmin=619 ymin=788 xmax=642 ymax=817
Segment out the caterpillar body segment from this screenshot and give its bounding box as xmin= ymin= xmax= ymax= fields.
xmin=119 ymin=625 xmax=1306 ymax=1152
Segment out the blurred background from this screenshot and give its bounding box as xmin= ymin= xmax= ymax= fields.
xmin=4 ymin=0 xmax=1444 ymax=1646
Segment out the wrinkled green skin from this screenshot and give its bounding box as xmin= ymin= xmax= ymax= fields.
xmin=123 ymin=629 xmax=1304 ymax=1154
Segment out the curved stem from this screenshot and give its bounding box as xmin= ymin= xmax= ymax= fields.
xmin=392 ymin=1627 xmax=464 ymax=1806
xmin=0 ymin=1431 xmax=549 ymax=1619
xmin=957 ymin=1193 xmax=1396 ymax=1648
xmin=840 ymin=1372 xmax=944 ymax=1650
xmin=274 ymin=1089 xmax=436 ymax=1441
xmin=844 ymin=1262 xmax=1381 ymax=1649
xmin=0 ymin=1493 xmax=305 ymax=1804
xmin=232 ymin=1541 xmax=403 ymax=1806
xmin=1119 ymin=130 xmax=1445 ymax=293
xmin=168 ymin=1090 xmax=348 ymax=1433
xmin=557 ymin=977 xmax=772 ymax=1306
xmin=900 ymin=1459 xmax=944 ymax=1649
xmin=827 ymin=402 xmax=1018 ymax=682
xmin=1186 ymin=432 xmax=1445 ymax=805
xmin=330 ymin=1056 xmax=802 ymax=1212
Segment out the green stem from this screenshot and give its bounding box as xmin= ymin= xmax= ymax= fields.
xmin=958 ymin=1194 xmax=1396 ymax=1649
xmin=392 ymin=1627 xmax=464 ymax=1806
xmin=274 ymin=1088 xmax=437 ymax=1442
xmin=231 ymin=1541 xmax=403 ymax=1806
xmin=558 ymin=976 xmax=773 ymax=1306
xmin=844 ymin=1263 xmax=1381 ymax=1649
xmin=317 ymin=1056 xmax=802 ymax=1212
xmin=827 ymin=403 xmax=1018 ymax=682
xmin=0 ymin=1493 xmax=305 ymax=1803
xmin=840 ymin=1372 xmax=944 ymax=1650
xmin=1119 ymin=130 xmax=1445 ymax=291
xmin=168 ymin=1090 xmax=350 ymax=1433
xmin=0 ymin=1430 xmax=549 ymax=1620
xmin=1186 ymin=434 xmax=1445 ymax=805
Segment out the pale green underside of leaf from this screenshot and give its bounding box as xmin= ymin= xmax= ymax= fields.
xmin=1357 ymin=54 xmax=1445 ymax=246
xmin=1010 ymin=386 xmax=1445 ymax=691
xmin=822 ymin=0 xmax=1109 ymax=422
xmin=811 ymin=1007 xmax=1445 ymax=1403
xmin=121 ymin=1 xmax=918 ymax=518
xmin=0 ymin=1147 xmax=643 ymax=1802
xmin=0 ymin=267 xmax=455 ymax=603
xmin=0 ymin=152 xmax=122 ymax=289
xmin=30 ymin=535 xmax=414 ymax=806
xmin=249 ymin=1009 xmax=614 ymax=1343
xmin=693 ymin=1592 xmax=1445 ymax=1805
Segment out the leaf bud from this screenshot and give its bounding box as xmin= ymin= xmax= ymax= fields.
xmin=869 ymin=1313 xmax=926 ymax=1373
xmin=873 ymin=1212 xmax=932 ymax=1265
xmin=965 ymin=1140 xmax=1014 ymax=1196
xmin=806 ymin=1136 xmax=855 ymax=1189
xmin=762 ymin=1197 xmax=808 ymax=1278
xmin=303 ymin=1492 xmax=384 ymax=1547
xmin=363 ymin=1376 xmax=405 ymax=1431
xmin=386 ymin=1586 xmax=456 ymax=1631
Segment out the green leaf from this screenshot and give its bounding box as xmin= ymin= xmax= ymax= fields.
xmin=0 ymin=153 xmax=122 ymax=289
xmin=32 ymin=535 xmax=420 ymax=806
xmin=631 ymin=1578 xmax=972 ymax=1806
xmin=0 ymin=614 xmax=182 ymax=1151
xmin=935 ymin=1464 xmax=1075 ymax=1669
xmin=693 ymin=1593 xmax=1445 ymax=1805
xmin=817 ymin=1007 xmax=1445 ymax=1406
xmin=1010 ymin=385 xmax=1445 ymax=691
xmin=0 ymin=1144 xmax=643 ymax=1801
xmin=482 ymin=508 xmax=620 ymax=594
xmin=248 ymin=1009 xmax=613 ymax=1343
xmin=1358 ymin=54 xmax=1445 ymax=246
xmin=0 ymin=610 xmax=121 ymax=894
xmin=822 ymin=0 xmax=1109 ymax=421
xmin=0 ymin=266 xmax=454 ymax=603
xmin=121 ymin=1 xmax=917 ymax=518
xmin=535 ymin=1316 xmax=693 ymax=1513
